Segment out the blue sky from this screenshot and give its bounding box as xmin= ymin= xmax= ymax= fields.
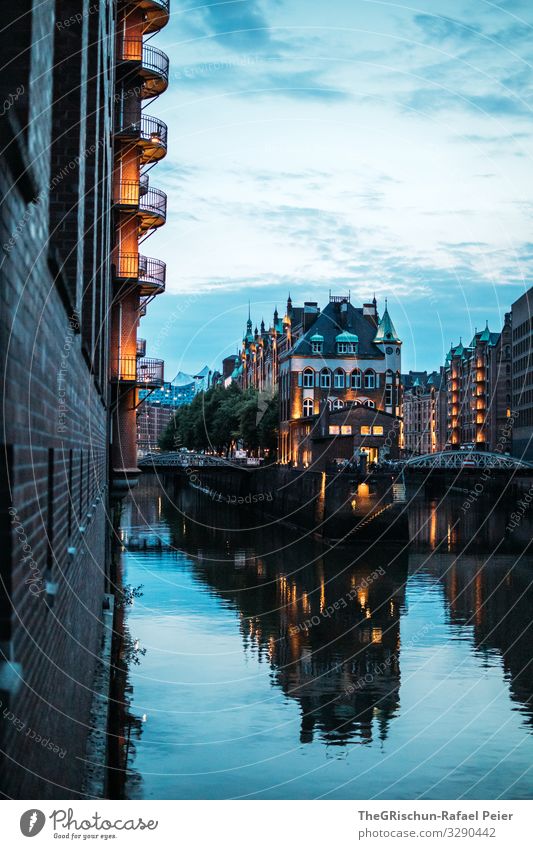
xmin=140 ymin=0 xmax=533 ymax=379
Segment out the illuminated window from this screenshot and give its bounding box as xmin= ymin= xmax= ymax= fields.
xmin=341 ymin=425 xmax=352 ymax=435
xmin=372 ymin=426 xmax=384 ymax=436
xmin=360 ymin=425 xmax=371 ymax=435
xmin=303 ymin=399 xmax=313 ymax=417
xmin=329 ymin=425 xmax=340 ymax=435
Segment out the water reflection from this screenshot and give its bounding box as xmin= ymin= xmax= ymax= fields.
xmin=120 ymin=477 xmax=533 ymax=799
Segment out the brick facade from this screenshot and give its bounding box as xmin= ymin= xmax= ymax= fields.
xmin=0 ymin=0 xmax=171 ymax=799
xmin=0 ymin=0 xmax=113 ymax=798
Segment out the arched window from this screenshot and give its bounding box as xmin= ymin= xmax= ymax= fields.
xmin=351 ymin=369 xmax=361 ymax=389
xmin=320 ymin=368 xmax=331 ymax=388
xmin=364 ymin=369 xmax=375 ymax=389
xmin=327 ymin=399 xmax=333 ymax=410
xmin=303 ymin=398 xmax=313 ymax=417
xmin=385 ymin=369 xmax=393 ymax=384
xmin=364 ymin=399 xmax=375 ymax=408
xmin=334 ymin=368 xmax=345 ymax=388
xmin=332 ymin=398 xmax=344 ymax=410
xmin=303 ymin=368 xmax=314 ymax=388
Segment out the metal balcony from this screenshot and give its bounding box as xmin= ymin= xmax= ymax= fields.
xmin=137 ymin=357 xmax=164 ymax=388
xmin=139 ymin=183 xmax=167 ymax=230
xmin=119 ymin=38 xmax=169 ymax=98
xmin=138 ymin=0 xmax=170 ymax=34
xmin=111 ymin=356 xmax=137 ymax=383
xmin=111 ymin=356 xmax=164 ymax=387
xmin=113 ymin=179 xmax=140 ymax=209
xmin=114 ymin=252 xmax=166 ymax=296
xmin=115 ymin=113 xmax=168 ymax=163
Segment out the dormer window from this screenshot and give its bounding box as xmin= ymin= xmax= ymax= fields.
xmin=335 ymin=331 xmax=358 ymax=355
xmin=310 ymin=333 xmax=324 ymax=354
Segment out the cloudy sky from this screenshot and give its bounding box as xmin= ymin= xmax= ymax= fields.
xmin=139 ymin=0 xmax=533 ymax=378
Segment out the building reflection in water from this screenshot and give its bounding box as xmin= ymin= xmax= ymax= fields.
xmin=122 ymin=477 xmax=533 ymax=757
xmin=153 ymin=486 xmax=409 ymax=748
xmin=410 ymin=550 xmax=533 ymax=726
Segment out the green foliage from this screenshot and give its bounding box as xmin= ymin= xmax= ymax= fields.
xmin=158 ymin=385 xmax=278 ymax=457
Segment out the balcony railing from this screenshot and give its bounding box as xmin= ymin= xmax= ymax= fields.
xmin=139 ymin=254 xmax=166 ymax=292
xmin=114 ymin=252 xmax=166 ymax=295
xmin=111 ymin=356 xmax=137 ymax=383
xmin=111 ymin=356 xmax=164 ymax=387
xmin=118 ymin=38 xmax=169 ymax=98
xmin=138 ymin=358 xmax=164 ymax=387
xmin=139 ymin=184 xmax=167 ymax=229
xmin=115 ymin=112 xmax=168 ymax=162
xmin=137 ymin=338 xmax=147 ymax=358
xmin=113 ymin=179 xmax=140 ymax=208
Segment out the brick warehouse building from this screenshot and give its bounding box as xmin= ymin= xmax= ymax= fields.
xmin=511 ymin=288 xmax=533 ymax=460
xmin=445 ymin=316 xmax=512 ymax=451
xmin=278 ymin=294 xmax=403 ymax=468
xmin=0 ymin=0 xmax=170 ymax=799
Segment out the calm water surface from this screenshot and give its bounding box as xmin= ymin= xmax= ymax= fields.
xmin=120 ymin=477 xmax=533 ymax=799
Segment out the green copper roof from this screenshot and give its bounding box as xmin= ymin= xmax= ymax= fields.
xmin=335 ymin=331 xmax=359 ymax=342
xmin=479 ymin=322 xmax=491 ymax=343
xmin=373 ymin=304 xmax=400 ymax=343
xmin=310 ymin=333 xmax=324 ymax=342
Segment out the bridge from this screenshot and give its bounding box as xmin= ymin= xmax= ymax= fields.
xmin=400 ymin=450 xmax=533 ymax=471
xmin=138 ymin=452 xmax=260 ymax=469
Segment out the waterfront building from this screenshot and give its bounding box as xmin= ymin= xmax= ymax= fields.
xmin=402 ymin=370 xmax=447 ymax=455
xmin=239 ymin=296 xmax=305 ymax=394
xmin=0 ymin=0 xmax=170 ymax=799
xmin=511 ymin=288 xmax=533 ymax=460
xmin=445 ymin=315 xmax=512 ymax=450
xmin=110 ymin=0 xmax=169 ymax=493
xmin=277 ymin=294 xmax=402 ymax=467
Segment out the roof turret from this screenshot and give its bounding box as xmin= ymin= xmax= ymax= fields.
xmin=373 ymin=300 xmax=401 ymax=343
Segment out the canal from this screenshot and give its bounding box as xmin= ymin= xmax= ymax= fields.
xmin=117 ymin=474 xmax=533 ymax=800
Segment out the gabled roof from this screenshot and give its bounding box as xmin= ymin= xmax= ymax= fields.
xmin=289 ymin=299 xmax=382 ymax=359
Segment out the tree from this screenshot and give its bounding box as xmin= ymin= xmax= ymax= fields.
xmin=158 ymin=384 xmax=279 ymax=457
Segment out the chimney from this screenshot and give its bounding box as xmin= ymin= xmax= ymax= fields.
xmin=303 ymin=301 xmax=319 ymax=331
xmin=363 ymin=301 xmax=377 ymax=326
xmin=340 ymin=299 xmax=348 ymax=328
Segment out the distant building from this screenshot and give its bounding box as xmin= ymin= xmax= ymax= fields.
xmin=277 ymin=294 xmax=402 ymax=468
xmin=511 ymin=288 xmax=533 ymax=460
xmin=402 ymin=370 xmax=447 ymax=455
xmin=137 ymin=366 xmax=210 ymax=453
xmin=444 ymin=316 xmax=512 ymax=451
